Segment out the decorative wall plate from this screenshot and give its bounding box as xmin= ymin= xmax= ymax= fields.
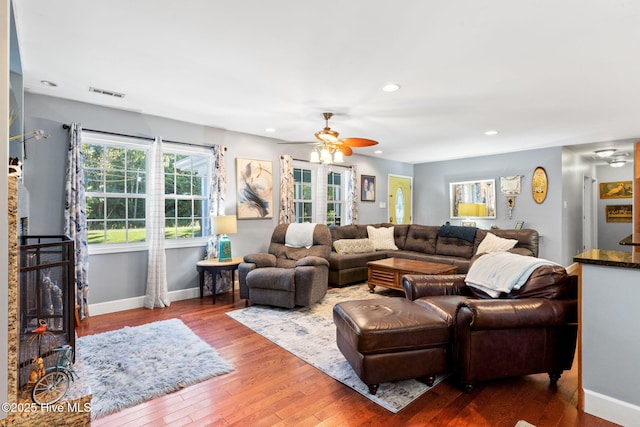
xmin=532 ymin=166 xmax=548 ymax=204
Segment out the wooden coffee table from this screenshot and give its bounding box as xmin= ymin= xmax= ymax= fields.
xmin=367 ymin=258 xmax=458 ymax=293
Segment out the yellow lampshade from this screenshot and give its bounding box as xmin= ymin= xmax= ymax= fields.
xmin=211 ymin=215 xmax=237 ymax=235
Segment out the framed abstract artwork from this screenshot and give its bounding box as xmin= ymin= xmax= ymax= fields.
xmin=236 ymin=158 xmax=273 ymax=219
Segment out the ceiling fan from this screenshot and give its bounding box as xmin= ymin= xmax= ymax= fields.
xmin=310 ymin=112 xmax=379 ymax=164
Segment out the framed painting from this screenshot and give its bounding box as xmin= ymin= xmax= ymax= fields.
xmin=236 ymin=158 xmax=273 ymax=219
xmin=450 ymin=179 xmax=496 ymax=219
xmin=599 ymin=181 xmax=632 ymax=199
xmin=605 ymin=205 xmax=632 ymax=223
xmin=532 ymin=166 xmax=548 ymax=204
xmin=361 ymin=175 xmax=375 ymax=202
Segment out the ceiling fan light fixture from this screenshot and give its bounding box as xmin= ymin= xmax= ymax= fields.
xmin=310 ymin=150 xmax=320 ymax=163
xmin=315 ymin=128 xmax=339 ymax=143
xmin=320 ymin=147 xmax=332 ymax=163
xmin=595 ymin=148 xmax=617 ymax=158
xmin=333 ymin=150 xmax=344 ymax=163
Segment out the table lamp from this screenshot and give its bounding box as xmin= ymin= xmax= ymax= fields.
xmin=211 ymin=215 xmax=237 ymax=262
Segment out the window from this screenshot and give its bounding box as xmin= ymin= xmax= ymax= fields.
xmin=292 ymin=161 xmax=347 ymax=225
xmin=164 ymin=152 xmax=209 ymax=239
xmin=83 ymin=132 xmax=211 ymax=248
xmin=84 ymin=142 xmax=147 ymax=244
xmin=326 ymin=171 xmax=342 ymax=226
xmin=293 ymin=166 xmax=313 ymax=223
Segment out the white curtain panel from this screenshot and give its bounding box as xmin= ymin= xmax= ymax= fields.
xmin=64 ymin=122 xmax=90 ymax=319
xmin=346 ymin=165 xmax=358 ymax=224
xmin=144 ymin=137 xmax=170 ymax=309
xmin=278 ymin=154 xmax=295 ymax=224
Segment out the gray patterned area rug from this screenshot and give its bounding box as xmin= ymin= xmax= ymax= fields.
xmin=226 ymin=284 xmax=446 ymax=413
xmin=78 ymin=318 xmax=234 ymax=419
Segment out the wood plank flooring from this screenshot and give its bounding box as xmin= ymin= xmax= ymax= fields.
xmin=76 ymin=291 xmax=619 ymax=427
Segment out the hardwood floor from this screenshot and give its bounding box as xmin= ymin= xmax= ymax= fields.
xmin=77 ymin=291 xmax=619 ymax=427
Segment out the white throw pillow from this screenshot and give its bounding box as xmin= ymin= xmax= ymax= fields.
xmin=476 ymin=232 xmax=518 ymax=254
xmin=333 ymin=238 xmax=375 ymax=254
xmin=367 ymin=226 xmax=398 ymax=250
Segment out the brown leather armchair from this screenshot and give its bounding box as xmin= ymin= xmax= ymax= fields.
xmin=402 ymin=264 xmax=578 ymax=392
xmin=238 ymin=223 xmax=332 ymax=308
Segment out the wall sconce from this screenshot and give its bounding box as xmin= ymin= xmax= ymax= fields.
xmin=506 ymin=196 xmax=516 ymax=219
xmin=9 ymin=129 xmax=50 ymax=159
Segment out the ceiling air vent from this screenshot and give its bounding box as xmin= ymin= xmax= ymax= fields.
xmin=89 ymin=87 xmax=126 ymax=98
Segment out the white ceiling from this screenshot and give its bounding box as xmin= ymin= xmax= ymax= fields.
xmin=12 ymin=0 xmax=640 ymax=164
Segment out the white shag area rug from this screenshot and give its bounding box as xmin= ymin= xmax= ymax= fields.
xmin=77 ymin=318 xmax=234 ymax=419
xmin=226 ymin=284 xmax=446 ymax=413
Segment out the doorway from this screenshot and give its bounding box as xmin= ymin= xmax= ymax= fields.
xmin=582 ymin=175 xmax=597 ymax=251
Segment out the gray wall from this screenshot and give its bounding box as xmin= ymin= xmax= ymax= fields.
xmin=22 ymin=93 xmax=411 ymax=304
xmin=351 ymin=156 xmax=413 ymax=223
xmin=595 ymin=163 xmax=633 ymax=251
xmin=413 ymin=147 xmax=571 ymax=265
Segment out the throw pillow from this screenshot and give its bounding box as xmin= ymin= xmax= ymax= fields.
xmin=333 ymin=238 xmax=375 ymax=254
xmin=367 ymin=226 xmax=398 ymax=250
xmin=476 ymin=232 xmax=518 ymax=254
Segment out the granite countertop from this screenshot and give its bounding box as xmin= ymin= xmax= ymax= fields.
xmin=619 ymin=234 xmax=640 ymax=246
xmin=574 ymin=249 xmax=640 ymax=269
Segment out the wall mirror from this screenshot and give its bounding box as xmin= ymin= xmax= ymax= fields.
xmin=450 ymin=179 xmax=497 ymax=219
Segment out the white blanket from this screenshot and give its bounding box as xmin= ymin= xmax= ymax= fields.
xmin=285 ymin=223 xmax=317 ymax=249
xmin=465 ymin=252 xmax=559 ymax=298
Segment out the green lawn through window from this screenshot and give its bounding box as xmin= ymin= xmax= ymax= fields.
xmin=87 ymin=226 xmax=200 ymax=244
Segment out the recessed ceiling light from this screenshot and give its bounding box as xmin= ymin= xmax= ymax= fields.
xmin=374 ymin=150 xmax=383 ymax=154
xmin=594 ymin=148 xmax=616 ymax=158
xmin=382 ymin=83 xmax=401 ymax=92
xmin=40 ymin=80 xmax=58 ymax=87
xmin=484 ymin=130 xmax=498 ymax=136
xmin=265 ymin=128 xmax=276 ymax=133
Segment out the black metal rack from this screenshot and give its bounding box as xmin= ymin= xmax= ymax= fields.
xmin=18 ymin=235 xmax=75 ymax=388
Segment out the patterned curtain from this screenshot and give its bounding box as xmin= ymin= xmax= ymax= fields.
xmin=205 ymin=145 xmax=232 ymax=294
xmin=64 ymin=123 xmax=90 ymax=320
xmin=279 ymin=154 xmax=295 ymax=223
xmin=144 ymin=137 xmax=170 ymax=308
xmin=345 ymin=165 xmax=358 ymax=224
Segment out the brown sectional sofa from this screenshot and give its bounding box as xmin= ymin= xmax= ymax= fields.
xmin=328 ymin=223 xmax=539 ymax=287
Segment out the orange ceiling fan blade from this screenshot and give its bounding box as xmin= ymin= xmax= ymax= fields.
xmin=338 ymin=145 xmax=353 ymax=156
xmin=340 ymin=137 xmax=379 ymax=147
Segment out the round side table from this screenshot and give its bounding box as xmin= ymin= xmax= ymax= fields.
xmin=196 ymin=257 xmax=243 ymax=304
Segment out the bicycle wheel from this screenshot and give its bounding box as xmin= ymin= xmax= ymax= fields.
xmin=32 ymin=371 xmax=70 ymax=405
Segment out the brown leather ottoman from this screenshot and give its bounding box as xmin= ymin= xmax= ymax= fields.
xmin=333 ymin=298 xmax=450 ymax=395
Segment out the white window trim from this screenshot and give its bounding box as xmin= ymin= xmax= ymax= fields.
xmin=293 ymin=162 xmax=315 ymax=223
xmin=87 ymin=236 xmax=209 ymax=255
xmin=293 ymin=161 xmax=348 ymax=225
xmin=83 ymin=133 xmax=214 ymax=252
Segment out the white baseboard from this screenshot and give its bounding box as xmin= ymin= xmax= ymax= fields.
xmin=88 ymin=287 xmax=201 ymax=316
xmin=584 ymin=389 xmax=640 ymax=426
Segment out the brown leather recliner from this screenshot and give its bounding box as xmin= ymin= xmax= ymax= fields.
xmin=402 ymin=263 xmax=578 ymax=392
xmin=238 ymin=223 xmax=332 ymax=308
